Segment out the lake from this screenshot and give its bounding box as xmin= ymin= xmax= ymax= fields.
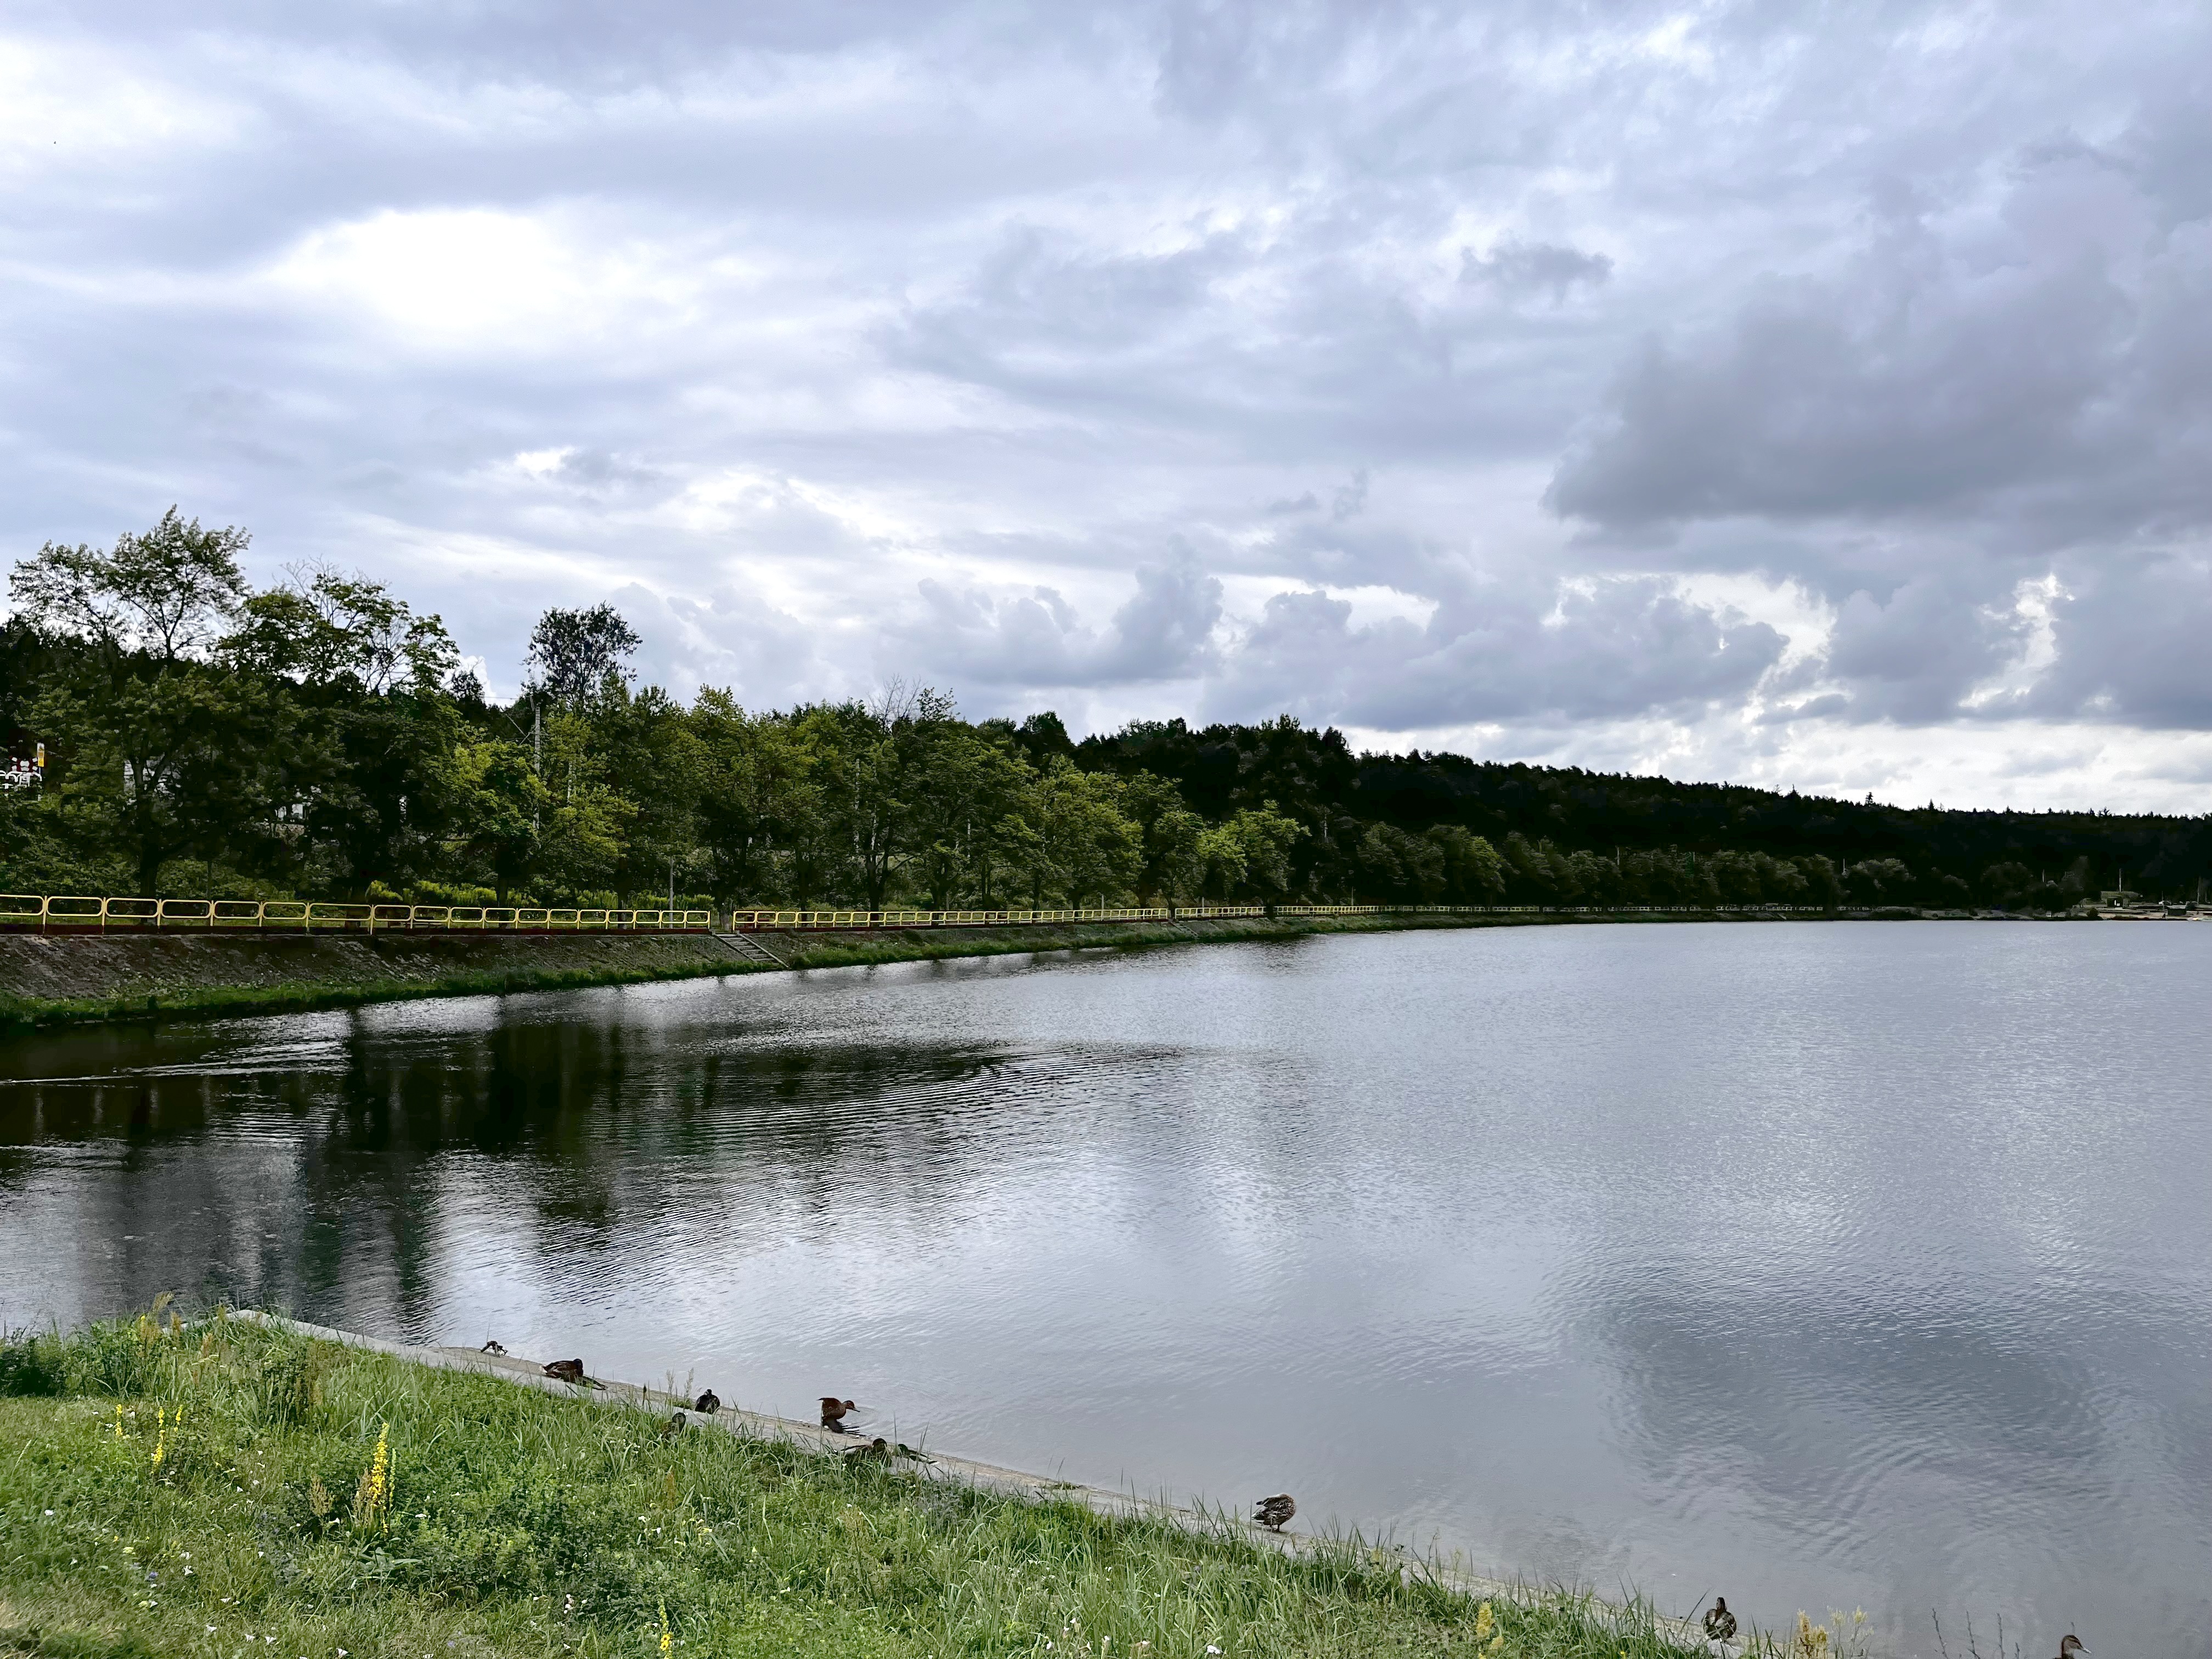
xmin=2 ymin=922 xmax=2205 ymax=1656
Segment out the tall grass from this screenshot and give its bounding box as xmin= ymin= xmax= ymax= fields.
xmin=0 ymin=1311 xmax=1724 ymax=1658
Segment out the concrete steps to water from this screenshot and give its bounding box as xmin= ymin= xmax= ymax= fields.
xmin=709 ymin=929 xmax=788 ymax=967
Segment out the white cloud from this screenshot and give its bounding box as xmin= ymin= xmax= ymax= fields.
xmin=1 ymin=1 xmax=2208 ymax=806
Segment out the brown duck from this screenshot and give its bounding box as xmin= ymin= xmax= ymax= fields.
xmin=661 ymin=1410 xmax=687 ymax=1439
xmin=820 ymin=1396 xmax=857 ymax=1431
xmin=845 ymin=1437 xmax=892 ymax=1464
xmin=694 ymin=1389 xmax=720 ymax=1414
xmin=2053 ymin=1639 xmax=2089 ymax=1658
xmin=1702 ymin=1599 xmax=1737 ymax=1644
xmin=543 ymin=1358 xmax=586 ymax=1384
xmin=1253 ymin=1494 xmax=1295 ymax=1532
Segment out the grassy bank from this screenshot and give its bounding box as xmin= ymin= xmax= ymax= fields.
xmin=0 ymin=1312 xmax=1713 ymax=1659
xmin=0 ymin=912 xmax=1568 ymax=1035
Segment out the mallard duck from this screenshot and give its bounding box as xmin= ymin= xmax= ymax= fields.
xmin=820 ymin=1396 xmax=857 ymax=1431
xmin=480 ymin=1339 xmax=506 ymax=1356
xmin=1254 ymin=1494 xmax=1295 ymax=1532
xmin=661 ymin=1411 xmax=687 ymax=1439
xmin=543 ymin=1358 xmax=586 ymax=1384
xmin=1702 ymin=1599 xmax=1737 ymax=1643
xmin=694 ymin=1389 xmax=720 ymax=1414
xmin=845 ymin=1437 xmax=892 ymax=1464
xmin=2053 ymin=1638 xmax=2089 ymax=1658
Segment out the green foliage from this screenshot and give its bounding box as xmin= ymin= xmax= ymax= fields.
xmin=7 ymin=511 xmax=2206 ymax=910
xmin=0 ymin=1313 xmax=1714 ymax=1659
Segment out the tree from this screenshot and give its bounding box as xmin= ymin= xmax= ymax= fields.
xmin=9 ymin=511 xmax=271 ymax=895
xmin=692 ymin=691 xmax=819 ymax=905
xmin=1122 ymin=771 xmax=1207 ymax=906
xmin=228 ymin=566 xmax=463 ymax=896
xmin=451 ymin=738 xmax=546 ymax=903
xmin=1001 ymin=757 xmax=1141 ymax=908
xmin=590 ymin=684 xmax=704 ymax=907
xmin=1202 ymin=802 xmax=1304 ymax=904
xmin=526 ymin=604 xmax=641 ymax=705
xmin=10 ymin=509 xmax=249 ymax=667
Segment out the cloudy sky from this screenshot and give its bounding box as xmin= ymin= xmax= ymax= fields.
xmin=4 ymin=1 xmax=2208 ymax=808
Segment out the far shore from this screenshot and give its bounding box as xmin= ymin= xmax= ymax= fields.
xmin=0 ymin=904 xmax=2123 ymax=1034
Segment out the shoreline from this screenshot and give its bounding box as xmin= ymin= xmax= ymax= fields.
xmin=0 ymin=1307 xmax=1727 ymax=1659
xmin=0 ymin=904 xmax=2100 ymax=1034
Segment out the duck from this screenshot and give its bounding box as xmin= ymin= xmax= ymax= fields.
xmin=2054 ymin=1639 xmax=2089 ymax=1658
xmin=820 ymin=1396 xmax=857 ymax=1432
xmin=845 ymin=1437 xmax=893 ymax=1464
xmin=1702 ymin=1598 xmax=1737 ymax=1644
xmin=693 ymin=1388 xmax=720 ymax=1415
xmin=661 ymin=1410 xmax=687 ymax=1439
xmin=479 ymin=1339 xmax=507 ymax=1356
xmin=1253 ymin=1494 xmax=1295 ymax=1532
xmin=543 ymin=1357 xmax=586 ymax=1385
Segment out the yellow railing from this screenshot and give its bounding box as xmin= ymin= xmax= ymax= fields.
xmin=727 ymin=902 xmax=1830 ymax=930
xmin=0 ymin=894 xmax=713 ymax=932
xmin=1 ymin=893 xmax=1835 ymax=936
xmin=729 ymin=905 xmax=1267 ymax=929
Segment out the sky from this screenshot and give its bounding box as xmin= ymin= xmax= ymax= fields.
xmin=3 ymin=1 xmax=2208 ymax=810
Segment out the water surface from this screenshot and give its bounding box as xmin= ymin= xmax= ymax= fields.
xmin=3 ymin=923 xmax=2206 ymax=1656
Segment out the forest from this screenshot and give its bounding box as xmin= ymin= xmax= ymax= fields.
xmin=3 ymin=512 xmax=2206 ymax=913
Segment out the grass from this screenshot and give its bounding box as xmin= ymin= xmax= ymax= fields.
xmin=0 ymin=913 xmax=1525 ymax=1035
xmin=0 ymin=959 xmax=767 ymax=1036
xmin=0 ymin=1311 xmax=1722 ymax=1659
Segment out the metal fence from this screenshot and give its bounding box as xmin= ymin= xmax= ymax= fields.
xmin=0 ymin=895 xmax=713 ymax=933
xmin=729 ymin=902 xmax=1830 ymax=929
xmin=2 ymin=892 xmax=1834 ymax=936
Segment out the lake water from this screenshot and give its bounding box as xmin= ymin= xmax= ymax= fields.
xmin=2 ymin=923 xmax=2206 ymax=1656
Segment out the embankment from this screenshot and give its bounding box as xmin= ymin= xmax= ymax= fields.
xmin=0 ymin=904 xmax=1903 ymax=1032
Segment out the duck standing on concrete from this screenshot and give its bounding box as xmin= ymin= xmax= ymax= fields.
xmin=2053 ymin=1638 xmax=2089 ymax=1658
xmin=544 ymin=1358 xmax=586 ymax=1384
xmin=1254 ymin=1494 xmax=1295 ymax=1532
xmin=480 ymin=1340 xmax=506 ymax=1356
xmin=821 ymin=1396 xmax=857 ymax=1432
xmin=1702 ymin=1598 xmax=1737 ymax=1645
xmin=694 ymin=1388 xmax=720 ymax=1414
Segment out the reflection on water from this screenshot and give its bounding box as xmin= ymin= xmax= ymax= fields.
xmin=2 ymin=925 xmax=2207 ymax=1657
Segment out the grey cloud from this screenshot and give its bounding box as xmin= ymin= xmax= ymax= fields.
xmin=1204 ymin=577 xmax=1784 ymax=729
xmin=890 ymin=552 xmax=1223 ymax=693
xmin=1462 ymin=241 xmax=1613 ymax=301
xmin=1548 ymin=150 xmax=2212 ymax=538
xmin=2027 ymin=552 xmax=2212 ymax=729
xmin=1822 ymin=573 xmax=2031 ymax=724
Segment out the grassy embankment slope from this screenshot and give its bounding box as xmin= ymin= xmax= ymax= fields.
xmin=0 ymin=1313 xmax=1713 ymax=1659
xmin=0 ymin=912 xmax=1614 ymax=1032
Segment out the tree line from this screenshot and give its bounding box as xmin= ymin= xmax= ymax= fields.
xmin=2 ymin=512 xmax=2205 ymax=913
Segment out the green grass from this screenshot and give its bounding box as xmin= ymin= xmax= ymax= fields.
xmin=0 ymin=915 xmax=1503 ymax=1035
xmin=0 ymin=1312 xmax=1718 ymax=1659
xmin=0 ymin=958 xmax=770 ymax=1036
